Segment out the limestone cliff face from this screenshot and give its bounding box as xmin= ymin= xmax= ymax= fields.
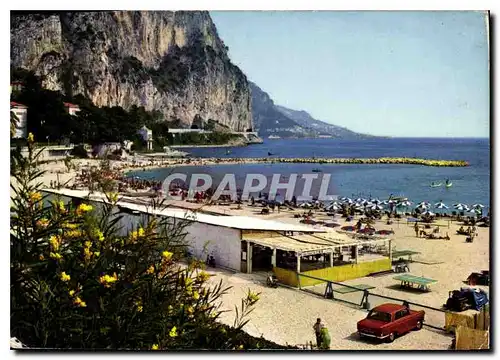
xmin=10 ymin=11 xmax=252 ymax=131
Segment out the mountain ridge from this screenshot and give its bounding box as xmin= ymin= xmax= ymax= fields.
xmin=250 ymin=81 xmax=376 ymax=139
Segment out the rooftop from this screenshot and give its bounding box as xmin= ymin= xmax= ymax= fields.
xmin=41 ymin=188 xmax=325 ymax=233
xmin=10 ymin=101 xmax=27 ymax=108
xmin=246 ymin=233 xmax=391 ymax=256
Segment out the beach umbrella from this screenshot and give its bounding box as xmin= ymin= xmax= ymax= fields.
xmin=434 ymin=201 xmax=449 ymax=209
xmin=399 ymin=200 xmax=412 ymax=207
xmin=435 ymin=203 xmax=449 ymax=209
xmin=381 ymin=200 xmax=389 ymax=205
xmin=369 ymin=204 xmax=384 ymax=211
xmin=417 ymin=201 xmax=430 ymax=207
xmin=472 ymin=204 xmax=485 ymax=209
xmin=342 ymin=197 xmax=354 ymax=204
xmin=455 ymin=204 xmax=470 ymax=212
xmin=370 ymin=198 xmax=382 ymax=204
xmin=421 ymin=210 xmax=435 ymax=217
xmin=453 ymin=203 xmax=468 ymax=209
xmin=325 ymin=203 xmax=340 ymax=211
xmin=416 ymin=203 xmax=429 ymax=210
xmin=299 ymin=202 xmax=312 ymax=208
xmin=354 ymin=198 xmax=365 ymax=203
xmin=325 ymin=201 xmax=340 ymax=208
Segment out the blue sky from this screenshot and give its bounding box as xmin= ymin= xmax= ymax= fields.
xmin=210 ymin=11 xmax=489 ymax=138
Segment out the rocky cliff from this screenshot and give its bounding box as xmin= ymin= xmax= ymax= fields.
xmin=10 ymin=11 xmax=252 ymax=131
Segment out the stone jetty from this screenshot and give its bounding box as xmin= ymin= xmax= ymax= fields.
xmin=203 ymin=157 xmax=469 ymax=167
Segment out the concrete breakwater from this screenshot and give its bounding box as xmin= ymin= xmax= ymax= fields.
xmin=190 ymin=157 xmax=469 ymax=167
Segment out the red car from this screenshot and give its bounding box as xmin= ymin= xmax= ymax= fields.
xmin=357 ymin=303 xmax=425 ymax=343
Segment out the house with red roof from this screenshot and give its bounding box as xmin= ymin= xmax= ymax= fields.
xmin=64 ymin=102 xmax=81 ymax=116
xmin=10 ymin=101 xmax=28 ymax=138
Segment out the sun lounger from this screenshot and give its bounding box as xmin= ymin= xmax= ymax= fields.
xmin=393 ymin=274 xmax=437 ymax=292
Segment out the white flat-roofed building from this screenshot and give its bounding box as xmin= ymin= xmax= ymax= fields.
xmin=10 ymin=101 xmax=28 ymax=138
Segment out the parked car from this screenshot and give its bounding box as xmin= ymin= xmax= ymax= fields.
xmin=357 ymin=303 xmax=425 ymax=343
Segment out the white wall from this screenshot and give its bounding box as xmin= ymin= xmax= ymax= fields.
xmin=44 ymin=197 xmax=242 ymax=272
xmin=183 ymin=222 xmax=241 ymax=271
xmin=12 ymin=108 xmax=27 ymax=139
xmin=68 ymin=108 xmax=80 ymax=116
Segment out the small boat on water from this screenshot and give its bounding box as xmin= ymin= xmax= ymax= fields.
xmin=445 ymin=179 xmax=453 ymax=188
xmin=312 ymin=168 xmax=322 ymax=173
xmin=430 ymin=182 xmax=442 ymax=188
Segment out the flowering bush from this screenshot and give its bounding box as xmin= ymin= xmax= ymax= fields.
xmin=10 ymin=136 xmax=292 ymax=350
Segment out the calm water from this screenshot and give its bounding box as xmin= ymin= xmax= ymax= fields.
xmin=129 ymin=138 xmax=490 ymax=209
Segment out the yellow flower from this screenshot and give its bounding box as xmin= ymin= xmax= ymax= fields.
xmin=66 ymin=230 xmax=82 ymax=238
xmin=60 ymin=272 xmax=71 ymax=282
xmin=83 ymin=247 xmax=93 ymax=261
xmin=57 ymin=200 xmax=66 ymax=212
xmin=76 ymin=203 xmax=93 ymax=216
xmin=49 ymin=252 xmax=62 ymax=260
xmin=246 ymin=290 xmax=260 ymax=303
xmin=138 ymin=227 xmax=145 ymax=237
xmin=84 ymin=241 xmax=92 ymax=248
xmin=39 ymin=254 xmax=44 ymax=261
xmin=238 ymin=345 xmax=244 ymax=350
xmin=73 ymin=297 xmax=87 ymax=307
xmin=187 ymin=306 xmax=194 ymax=314
xmin=146 ymin=265 xmax=155 ymax=274
xmin=137 ymin=305 xmax=143 ymax=312
xmin=99 ymin=273 xmax=118 ymax=287
xmin=197 ymin=271 xmax=210 ymax=282
xmin=27 ymin=132 xmax=34 ymax=143
xmin=193 ymin=291 xmax=200 ymax=300
xmin=169 ymin=326 xmax=178 ymax=338
xmin=107 ymin=192 xmax=119 ymax=203
xmin=63 ymin=222 xmax=78 ymax=229
xmin=29 ymin=192 xmax=42 ymax=203
xmin=69 ymin=290 xmax=75 ymax=297
xmin=94 ymin=251 xmax=100 ymax=257
xmin=36 ymin=218 xmax=50 ymax=228
xmin=162 ymin=250 xmax=173 ymax=261
xmin=151 ymin=344 xmax=159 ymax=350
xmin=49 ymin=235 xmax=61 ymax=251
xmin=94 ymin=229 xmax=104 ymax=242
xmin=168 ymin=305 xmax=173 ymax=313
xmin=184 ymin=277 xmax=193 ymax=287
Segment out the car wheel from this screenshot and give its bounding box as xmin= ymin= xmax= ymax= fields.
xmin=415 ymin=320 xmax=423 ymax=330
xmin=387 ymin=333 xmax=395 ymax=343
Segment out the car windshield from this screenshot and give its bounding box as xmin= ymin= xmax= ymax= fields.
xmin=367 ymin=310 xmax=391 ymax=322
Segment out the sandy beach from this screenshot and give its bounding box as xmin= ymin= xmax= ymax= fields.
xmin=22 ymin=158 xmax=488 ymax=350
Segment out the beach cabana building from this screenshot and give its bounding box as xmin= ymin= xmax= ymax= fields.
xmin=42 ymin=188 xmax=393 ymax=287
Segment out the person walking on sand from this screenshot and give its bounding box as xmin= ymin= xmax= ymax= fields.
xmin=313 ymin=318 xmax=322 ymax=347
xmin=414 ymin=222 xmax=419 ymax=237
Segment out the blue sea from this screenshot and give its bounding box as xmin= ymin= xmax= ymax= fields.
xmin=128 ymin=138 xmax=490 ymax=210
